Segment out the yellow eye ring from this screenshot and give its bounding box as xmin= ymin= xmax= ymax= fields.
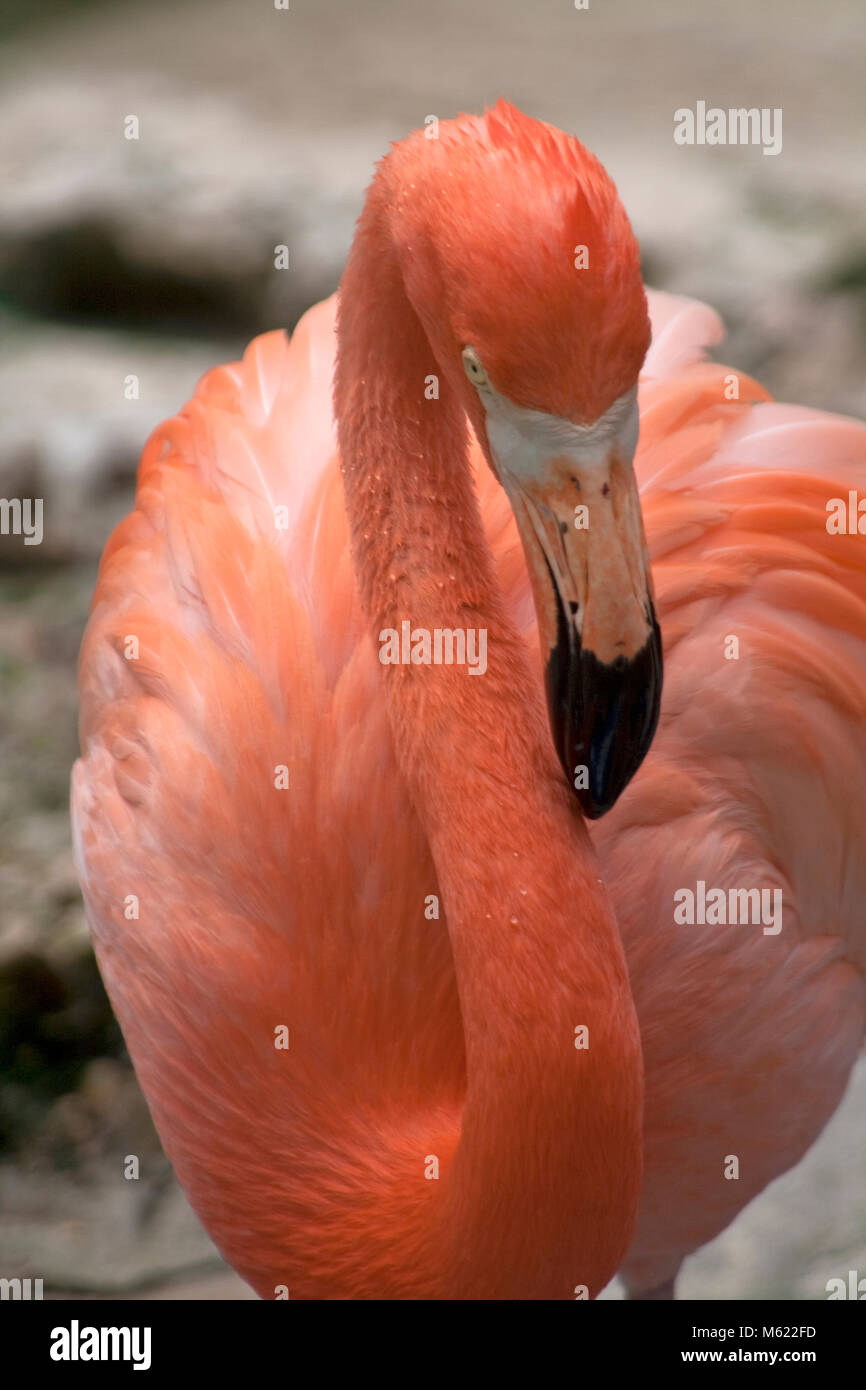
xmin=461 ymin=347 xmax=489 ymax=388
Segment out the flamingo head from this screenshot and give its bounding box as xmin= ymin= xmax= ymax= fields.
xmin=386 ymin=100 xmax=661 ymax=817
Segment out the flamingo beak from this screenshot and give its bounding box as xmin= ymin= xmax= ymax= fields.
xmin=506 ymin=447 xmax=662 ymax=818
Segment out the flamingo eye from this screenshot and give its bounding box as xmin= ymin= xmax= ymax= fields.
xmin=462 ymin=347 xmax=489 ymax=388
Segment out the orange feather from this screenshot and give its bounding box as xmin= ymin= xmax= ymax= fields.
xmin=73 ymin=107 xmax=866 ymax=1300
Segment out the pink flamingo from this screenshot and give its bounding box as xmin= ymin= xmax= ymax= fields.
xmin=73 ymin=102 xmax=866 ymax=1300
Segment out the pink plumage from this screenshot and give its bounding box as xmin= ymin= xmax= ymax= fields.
xmin=73 ymin=106 xmax=866 ymax=1299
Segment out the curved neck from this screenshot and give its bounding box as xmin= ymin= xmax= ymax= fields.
xmin=334 ymin=190 xmax=643 ymax=1298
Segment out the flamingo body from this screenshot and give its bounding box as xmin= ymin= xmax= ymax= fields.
xmin=73 ymin=116 xmax=866 ymax=1299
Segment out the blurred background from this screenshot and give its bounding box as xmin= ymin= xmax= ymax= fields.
xmin=1 ymin=0 xmax=864 ymax=1299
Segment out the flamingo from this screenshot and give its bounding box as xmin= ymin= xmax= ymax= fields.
xmin=72 ymin=102 xmax=866 ymax=1301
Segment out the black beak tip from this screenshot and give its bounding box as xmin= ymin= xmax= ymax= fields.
xmin=547 ymin=613 xmax=663 ymax=819
xmin=575 ymin=784 xmax=620 ymax=822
